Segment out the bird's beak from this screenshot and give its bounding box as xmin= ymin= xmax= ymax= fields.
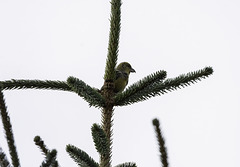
xmin=130 ymin=68 xmax=136 ymax=73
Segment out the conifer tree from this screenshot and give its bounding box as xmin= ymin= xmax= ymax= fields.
xmin=0 ymin=0 xmax=213 ymax=167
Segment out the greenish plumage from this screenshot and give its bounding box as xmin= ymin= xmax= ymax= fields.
xmin=114 ymin=62 xmax=135 ymax=93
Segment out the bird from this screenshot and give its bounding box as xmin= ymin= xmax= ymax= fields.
xmin=113 ymin=62 xmax=136 ymax=93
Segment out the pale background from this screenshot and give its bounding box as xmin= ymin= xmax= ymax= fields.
xmin=0 ymin=0 xmax=239 ymax=167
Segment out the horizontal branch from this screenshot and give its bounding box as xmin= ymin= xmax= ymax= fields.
xmin=115 ymin=67 xmax=213 ymax=106
xmin=114 ymin=70 xmax=166 ymax=105
xmin=67 ymin=76 xmax=105 ymax=108
xmin=0 ymin=79 xmax=72 ymax=92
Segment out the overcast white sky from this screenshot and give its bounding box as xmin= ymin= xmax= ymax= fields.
xmin=0 ymin=0 xmax=239 ymax=167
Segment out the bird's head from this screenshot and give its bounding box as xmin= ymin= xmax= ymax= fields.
xmin=116 ymin=62 xmax=136 ymax=75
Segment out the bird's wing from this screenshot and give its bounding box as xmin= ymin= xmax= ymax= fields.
xmin=115 ymin=70 xmax=128 ymax=80
xmin=115 ymin=70 xmax=122 ymax=80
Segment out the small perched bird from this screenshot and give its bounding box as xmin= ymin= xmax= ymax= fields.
xmin=114 ymin=62 xmax=136 ymax=93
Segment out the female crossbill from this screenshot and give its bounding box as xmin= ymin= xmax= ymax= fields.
xmin=114 ymin=62 xmax=135 ymax=93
